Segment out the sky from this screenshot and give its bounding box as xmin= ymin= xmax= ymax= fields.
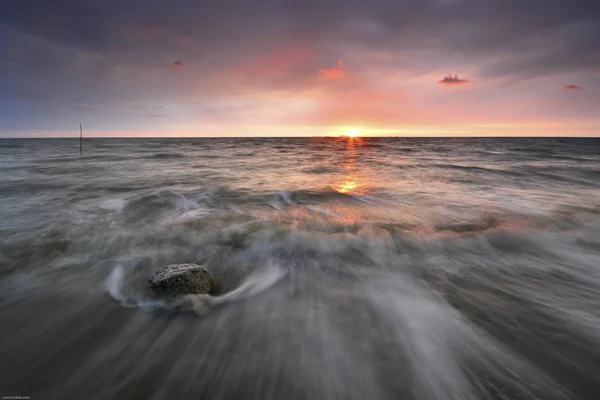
xmin=1 ymin=0 xmax=599 ymax=137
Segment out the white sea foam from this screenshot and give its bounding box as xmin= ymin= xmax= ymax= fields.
xmin=105 ymin=263 xmax=285 ymax=315
xmin=280 ymin=191 xmax=293 ymax=205
xmin=100 ymin=199 xmax=127 ymax=212
xmin=105 ymin=265 xmax=166 ymax=310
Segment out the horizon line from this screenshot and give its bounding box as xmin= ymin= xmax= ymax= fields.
xmin=1 ymin=135 xmax=599 ymax=139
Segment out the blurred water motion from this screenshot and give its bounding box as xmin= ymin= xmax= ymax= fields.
xmin=0 ymin=137 xmax=599 ymax=399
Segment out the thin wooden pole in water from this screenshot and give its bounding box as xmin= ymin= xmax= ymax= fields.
xmin=80 ymin=123 xmax=83 ymax=155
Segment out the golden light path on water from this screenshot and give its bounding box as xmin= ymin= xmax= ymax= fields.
xmin=333 ymin=136 xmax=366 ymax=196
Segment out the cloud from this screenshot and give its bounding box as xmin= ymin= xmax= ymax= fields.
xmin=168 ymin=60 xmax=188 ymax=70
xmin=147 ymin=114 xmax=167 ymax=118
xmin=320 ymin=60 xmax=345 ymax=79
xmin=438 ymin=75 xmax=470 ymax=85
xmin=1 ymin=0 xmax=600 ymax=134
xmin=229 ymin=45 xmax=318 ymax=88
xmin=562 ymin=84 xmax=584 ymax=91
xmin=122 ymin=23 xmax=167 ymax=39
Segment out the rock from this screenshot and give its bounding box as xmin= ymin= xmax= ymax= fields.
xmin=149 ymin=263 xmax=214 ymax=296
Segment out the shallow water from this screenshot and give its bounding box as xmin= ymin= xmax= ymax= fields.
xmin=1 ymin=137 xmax=599 ymax=399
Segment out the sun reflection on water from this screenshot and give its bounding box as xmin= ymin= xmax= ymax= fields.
xmin=332 ymin=136 xmax=367 ymax=195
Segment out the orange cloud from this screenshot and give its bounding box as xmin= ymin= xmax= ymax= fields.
xmin=320 ymin=60 xmax=345 ymax=79
xmin=562 ymin=84 xmax=584 ymax=91
xmin=233 ymin=46 xmax=317 ymax=83
xmin=168 ymin=60 xmax=188 ymax=71
xmin=438 ymin=75 xmax=470 ymax=85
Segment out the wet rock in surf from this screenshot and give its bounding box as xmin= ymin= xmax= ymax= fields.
xmin=149 ymin=263 xmax=214 ymax=296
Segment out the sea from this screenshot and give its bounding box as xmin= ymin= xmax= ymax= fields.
xmin=0 ymin=137 xmax=599 ymax=400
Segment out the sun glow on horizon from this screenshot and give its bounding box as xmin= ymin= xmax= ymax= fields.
xmin=343 ymin=127 xmax=361 ymax=137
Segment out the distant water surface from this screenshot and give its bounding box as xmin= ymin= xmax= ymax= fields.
xmin=1 ymin=137 xmax=599 ymax=399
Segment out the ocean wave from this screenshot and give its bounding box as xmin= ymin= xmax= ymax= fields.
xmin=0 ymin=142 xmax=24 ymax=148
xmin=301 ymin=166 xmax=337 ymax=174
xmin=0 ymin=180 xmax=68 ymax=194
xmin=100 ymin=199 xmax=128 ymax=212
xmin=143 ymin=152 xmax=186 ymax=160
xmin=282 ymin=189 xmax=364 ymax=203
xmin=435 ymin=163 xmax=526 ymax=177
xmin=117 ymin=190 xmax=208 ymax=223
xmin=263 ymin=189 xmax=368 ymax=211
xmin=3 ymin=137 xmax=600 ymax=399
xmin=2 ymin=201 xmax=599 ymax=398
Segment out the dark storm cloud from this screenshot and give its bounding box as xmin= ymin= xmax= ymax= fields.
xmin=438 ymin=75 xmax=470 ymax=85
xmin=168 ymin=60 xmax=188 ymax=70
xmin=3 ymin=0 xmax=600 ymax=74
xmin=563 ymin=84 xmax=584 ymax=91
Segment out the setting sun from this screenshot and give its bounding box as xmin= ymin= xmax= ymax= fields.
xmin=345 ymin=128 xmax=359 ymax=137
